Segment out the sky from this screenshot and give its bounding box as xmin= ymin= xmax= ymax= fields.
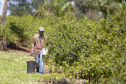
xmin=0 ymin=0 xmax=10 ymax=16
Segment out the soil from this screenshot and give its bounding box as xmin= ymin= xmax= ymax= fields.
xmin=7 ymin=42 xmax=31 ymax=53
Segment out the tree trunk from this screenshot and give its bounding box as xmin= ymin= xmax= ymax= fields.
xmin=104 ymin=10 xmax=107 ymax=19
xmin=0 ymin=0 xmax=8 ymax=24
xmin=89 ymin=5 xmax=91 ymax=16
xmin=3 ymin=34 xmax=7 ymax=51
xmin=0 ymin=0 xmax=8 ymax=51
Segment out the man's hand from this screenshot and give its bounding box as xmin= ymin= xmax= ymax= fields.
xmin=30 ymin=53 xmax=34 ymax=56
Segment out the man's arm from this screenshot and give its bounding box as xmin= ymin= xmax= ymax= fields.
xmin=30 ymin=37 xmax=35 ymax=56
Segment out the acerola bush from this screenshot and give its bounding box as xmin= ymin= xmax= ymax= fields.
xmin=45 ymin=11 xmax=126 ymax=83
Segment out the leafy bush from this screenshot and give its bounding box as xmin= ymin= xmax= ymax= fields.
xmin=45 ymin=11 xmax=126 ymax=83
xmin=0 ymin=15 xmax=44 ymax=47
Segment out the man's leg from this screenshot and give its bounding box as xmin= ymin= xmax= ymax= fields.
xmin=39 ymin=55 xmax=44 ymax=74
xmin=35 ymin=55 xmax=40 ymax=72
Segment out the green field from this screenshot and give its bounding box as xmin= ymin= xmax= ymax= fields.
xmin=0 ymin=51 xmax=51 ymax=84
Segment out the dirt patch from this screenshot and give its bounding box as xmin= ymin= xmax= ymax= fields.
xmin=7 ymin=42 xmax=31 ymax=53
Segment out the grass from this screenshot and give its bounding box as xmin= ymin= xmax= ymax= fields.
xmin=0 ymin=51 xmax=54 ymax=84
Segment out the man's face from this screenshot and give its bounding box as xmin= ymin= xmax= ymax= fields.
xmin=39 ymin=31 xmax=44 ymax=36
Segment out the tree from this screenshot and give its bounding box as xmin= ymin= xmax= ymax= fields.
xmin=31 ymin=0 xmax=44 ymax=10
xmin=79 ymin=0 xmax=123 ymax=19
xmin=8 ymin=0 xmax=33 ymax=16
xmin=34 ymin=0 xmax=76 ymax=17
xmin=0 ymin=0 xmax=8 ymax=51
xmin=0 ymin=0 xmax=8 ymax=24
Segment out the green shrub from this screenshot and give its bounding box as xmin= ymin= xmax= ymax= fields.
xmin=45 ymin=11 xmax=126 ymax=83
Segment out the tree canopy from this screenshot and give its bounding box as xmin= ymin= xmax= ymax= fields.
xmin=7 ymin=0 xmax=126 ymax=18
xmin=8 ymin=0 xmax=33 ymax=16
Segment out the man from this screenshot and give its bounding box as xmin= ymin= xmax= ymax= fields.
xmin=30 ymin=27 xmax=48 ymax=74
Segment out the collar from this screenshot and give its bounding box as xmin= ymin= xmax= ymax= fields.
xmin=39 ymin=34 xmax=44 ymax=39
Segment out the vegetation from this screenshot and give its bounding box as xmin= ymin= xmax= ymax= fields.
xmin=31 ymin=0 xmax=44 ymax=10
xmin=0 ymin=9 xmax=125 ymax=83
xmin=0 ymin=0 xmax=126 ymax=83
xmin=34 ymin=0 xmax=76 ymax=18
xmin=45 ymin=11 xmax=126 ymax=83
xmin=8 ymin=0 xmax=33 ymax=16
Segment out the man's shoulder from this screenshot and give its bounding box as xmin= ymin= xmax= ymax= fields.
xmin=33 ymin=34 xmax=39 ymax=38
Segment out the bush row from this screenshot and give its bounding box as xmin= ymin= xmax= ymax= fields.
xmin=45 ymin=11 xmax=126 ymax=83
